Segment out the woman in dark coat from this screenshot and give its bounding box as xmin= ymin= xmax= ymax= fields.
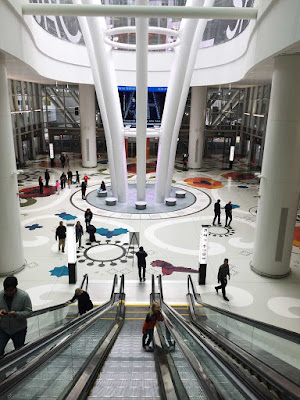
xmin=38 ymin=176 xmax=44 ymax=194
xmin=69 ymin=288 xmax=93 ymax=315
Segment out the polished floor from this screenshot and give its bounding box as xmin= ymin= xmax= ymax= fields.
xmin=8 ymin=153 xmax=300 ymax=333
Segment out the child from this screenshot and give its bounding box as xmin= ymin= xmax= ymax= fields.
xmin=142 ymin=301 xmax=164 ymax=350
xmin=68 ymin=179 xmax=71 ymax=189
xmin=56 ymin=180 xmax=60 ymax=195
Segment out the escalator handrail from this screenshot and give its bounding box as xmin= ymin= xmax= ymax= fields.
xmin=187 ymin=293 xmax=300 ymax=400
xmin=80 ymin=273 xmax=89 ymax=291
xmin=187 ymin=275 xmax=300 ymax=343
xmin=118 ymin=274 xmax=124 ymax=300
xmin=158 ymin=274 xmax=164 ymax=302
xmin=0 ymin=274 xmax=119 ymax=368
xmin=0 ymin=298 xmax=122 ymax=399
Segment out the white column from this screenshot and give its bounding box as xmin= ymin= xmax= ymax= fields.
xmin=251 ymin=55 xmax=300 ymax=278
xmin=75 ymin=7 xmax=117 ymax=197
xmin=0 ymin=61 xmax=24 ymax=275
xmin=85 ymin=0 xmax=128 ymax=202
xmin=156 ymin=0 xmax=214 ymax=202
xmin=136 ymin=0 xmax=148 ymax=201
xmin=79 ymin=84 xmax=97 ymax=168
xmin=188 ymin=86 xmax=207 ymax=169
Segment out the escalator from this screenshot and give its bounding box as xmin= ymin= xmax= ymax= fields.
xmin=3 ymin=274 xmax=298 ymax=399
xmin=185 ymin=275 xmax=300 ymax=399
xmin=0 ymin=275 xmax=229 ymax=400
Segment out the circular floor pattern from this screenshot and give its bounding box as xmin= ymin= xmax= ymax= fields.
xmin=209 ymin=225 xmax=235 ymax=237
xmin=19 ymin=186 xmax=57 ymax=198
xmin=85 ymin=244 xmax=125 ymax=262
xmin=71 ymin=183 xmax=211 ymax=219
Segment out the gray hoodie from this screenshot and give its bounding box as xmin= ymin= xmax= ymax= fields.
xmin=0 ymin=289 xmax=32 ymax=335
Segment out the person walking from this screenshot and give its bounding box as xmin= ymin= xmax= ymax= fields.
xmin=142 ymin=301 xmax=163 ymax=350
xmin=67 ymin=288 xmax=93 ymax=315
xmin=67 ymin=169 xmax=72 ymax=184
xmin=56 ymin=180 xmax=60 ymax=195
xmin=215 ymin=258 xmax=230 ymax=301
xmin=60 ymin=154 xmax=66 ymax=168
xmin=45 ymin=169 xmax=50 ymax=187
xmin=56 ymin=221 xmax=66 ymax=252
xmin=212 ymin=199 xmax=221 ymax=226
xmin=0 ymin=276 xmax=32 ymax=355
xmin=81 ymin=181 xmax=87 ymax=200
xmin=60 ymin=172 xmax=67 ymax=190
xmin=84 ymin=208 xmax=93 ymax=231
xmin=65 ymin=154 xmax=70 ymax=167
xmin=83 ymin=173 xmax=90 ymax=186
xmin=38 ymin=176 xmax=44 ymax=194
xmin=225 ymin=201 xmax=233 ymax=228
xmin=135 ymin=246 xmax=148 ymax=282
xmin=75 ymin=221 xmax=83 ymax=248
xmin=75 ymin=171 xmax=80 ymax=187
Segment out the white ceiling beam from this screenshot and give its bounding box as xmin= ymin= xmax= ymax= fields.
xmin=22 ymin=4 xmax=257 ymax=20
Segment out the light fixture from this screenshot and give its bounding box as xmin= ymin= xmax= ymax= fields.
xmin=218 ymin=86 xmax=221 ymax=96
xmin=228 ymin=84 xmax=232 ymax=96
xmin=253 ymin=114 xmax=265 ymax=118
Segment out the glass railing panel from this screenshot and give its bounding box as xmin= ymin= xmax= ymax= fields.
xmin=164 ymin=307 xmax=246 ymax=400
xmin=194 ymin=305 xmax=300 ymax=385
xmin=2 ymin=304 xmax=119 ymax=400
xmin=0 ymin=306 xmax=117 ymax=390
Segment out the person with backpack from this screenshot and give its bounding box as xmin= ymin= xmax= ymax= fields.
xmin=142 ymin=301 xmax=164 ymax=350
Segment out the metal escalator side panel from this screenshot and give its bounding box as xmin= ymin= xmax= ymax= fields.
xmin=154 ymin=325 xmax=187 ymax=400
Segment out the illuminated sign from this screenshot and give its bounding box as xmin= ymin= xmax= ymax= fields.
xmin=199 ymin=226 xmax=209 ymax=264
xmin=49 ymin=143 xmax=54 ymax=159
xmin=118 ymin=86 xmax=167 ymax=92
xmin=229 ymin=146 xmax=235 ymax=161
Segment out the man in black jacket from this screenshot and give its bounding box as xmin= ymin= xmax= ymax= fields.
xmin=215 ymin=258 xmax=230 ymax=301
xmin=212 ymin=199 xmax=221 ymax=226
xmin=84 ymin=208 xmax=93 ymax=231
xmin=135 ymin=246 xmax=148 ymax=282
xmin=55 ymin=221 xmax=66 ymax=252
xmin=44 ymin=169 xmax=50 ymax=187
xmin=225 ymin=201 xmax=233 ymax=228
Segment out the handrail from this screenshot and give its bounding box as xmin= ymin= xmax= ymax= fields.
xmin=119 ymin=274 xmax=124 ymax=299
xmin=31 ymin=301 xmax=73 ymax=317
xmin=158 ymin=274 xmax=164 ymax=302
xmin=80 ymin=273 xmax=89 ymax=292
xmin=150 ymin=274 xmax=155 ymax=304
xmin=187 ymin=275 xmax=300 ymax=343
xmin=111 ymin=274 xmax=118 ymax=301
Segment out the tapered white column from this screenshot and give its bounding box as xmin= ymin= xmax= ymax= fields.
xmin=251 ymin=55 xmax=300 ymax=278
xmin=0 ymin=60 xmax=24 ymax=275
xmin=188 ymin=86 xmax=207 ymax=169
xmin=136 ymin=0 xmax=148 ymax=201
xmin=79 ymin=84 xmax=97 ymax=168
xmin=75 ymin=5 xmax=117 ymax=197
xmin=156 ymin=0 xmax=214 ymax=202
xmin=161 ymin=0 xmax=214 ymax=200
xmin=85 ymin=0 xmax=128 ymax=202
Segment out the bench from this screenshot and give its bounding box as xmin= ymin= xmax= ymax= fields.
xmin=135 ymin=201 xmax=147 ymax=210
xmin=106 ymin=197 xmax=117 ymax=206
xmin=67 ymin=224 xmax=77 ymax=284
xmin=165 ymin=197 xmax=176 ymax=206
xmin=175 ymin=190 xmax=186 ymax=199
xmin=97 ymin=190 xmax=107 ymax=197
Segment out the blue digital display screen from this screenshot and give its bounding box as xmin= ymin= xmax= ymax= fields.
xmin=118 ymin=86 xmax=167 ymax=92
